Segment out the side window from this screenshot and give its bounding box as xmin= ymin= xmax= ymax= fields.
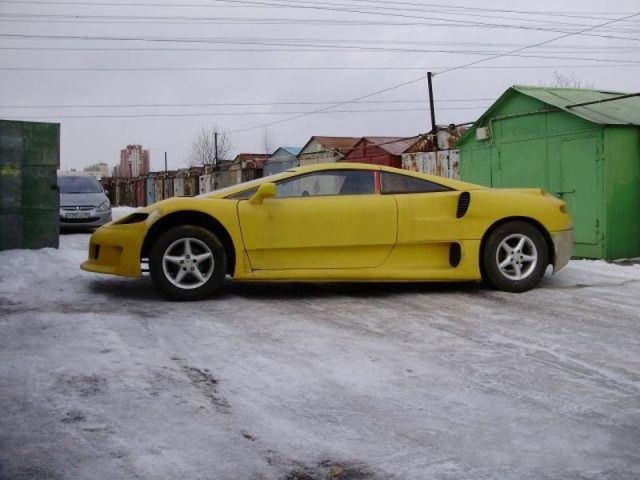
xmin=276 ymin=170 xmax=375 ymax=198
xmin=381 ymin=172 xmax=450 ymax=194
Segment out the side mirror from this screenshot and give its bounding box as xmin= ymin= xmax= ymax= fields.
xmin=249 ymin=182 xmax=277 ymax=205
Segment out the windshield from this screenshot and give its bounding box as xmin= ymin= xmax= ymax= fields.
xmin=198 ymin=170 xmax=294 ymax=198
xmin=58 ymin=176 xmax=103 ymax=194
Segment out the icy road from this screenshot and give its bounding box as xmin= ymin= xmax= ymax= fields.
xmin=1 ymin=209 xmax=640 ymax=480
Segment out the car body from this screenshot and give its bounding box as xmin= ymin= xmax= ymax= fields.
xmin=81 ymin=163 xmax=573 ymax=299
xmin=58 ymin=173 xmax=112 ymax=230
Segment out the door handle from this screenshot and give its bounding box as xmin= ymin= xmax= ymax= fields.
xmin=554 ymin=189 xmax=575 ymax=197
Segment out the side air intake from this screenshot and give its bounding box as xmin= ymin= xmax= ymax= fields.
xmin=456 ymin=191 xmax=471 ymax=218
xmin=449 ymin=243 xmax=461 ymax=267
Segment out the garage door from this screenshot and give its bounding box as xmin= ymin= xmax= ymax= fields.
xmin=560 ymin=135 xmax=599 ymax=245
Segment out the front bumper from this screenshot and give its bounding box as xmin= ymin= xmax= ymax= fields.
xmin=552 ymin=229 xmax=574 ymax=273
xmin=80 ymin=224 xmax=146 ymax=278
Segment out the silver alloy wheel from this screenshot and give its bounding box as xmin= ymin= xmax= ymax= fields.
xmin=162 ymin=237 xmax=215 ymax=290
xmin=495 ymin=233 xmax=538 ymax=281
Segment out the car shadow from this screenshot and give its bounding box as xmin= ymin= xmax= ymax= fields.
xmin=225 ymin=279 xmax=486 ymax=299
xmin=88 ymin=276 xmax=163 ymax=301
xmin=88 ymin=275 xmax=487 ymax=302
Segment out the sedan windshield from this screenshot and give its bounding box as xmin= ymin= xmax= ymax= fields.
xmin=58 ymin=176 xmax=102 ymax=194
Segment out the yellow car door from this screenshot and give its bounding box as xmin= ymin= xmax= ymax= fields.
xmin=238 ymin=169 xmax=397 ymax=270
xmin=381 ymin=170 xmax=463 ymax=270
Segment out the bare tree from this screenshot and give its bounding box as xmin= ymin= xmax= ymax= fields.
xmin=262 ymin=127 xmax=276 ymax=155
xmin=541 ymin=71 xmax=595 ymax=89
xmin=188 ymin=124 xmax=233 ymax=167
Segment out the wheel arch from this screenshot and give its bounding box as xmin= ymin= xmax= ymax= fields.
xmin=479 ymin=216 xmax=555 ymax=271
xmin=141 ymin=210 xmax=236 ymax=275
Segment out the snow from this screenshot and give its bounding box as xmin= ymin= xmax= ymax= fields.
xmin=1 ymin=213 xmax=640 ymax=479
xmin=111 ymin=206 xmax=137 ymax=221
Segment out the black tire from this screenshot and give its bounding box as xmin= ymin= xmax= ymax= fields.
xmin=481 ymin=221 xmax=549 ymax=293
xmin=149 ymin=225 xmax=227 ymax=301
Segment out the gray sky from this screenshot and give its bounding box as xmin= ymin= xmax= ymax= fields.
xmin=1 ymin=0 xmax=639 ymax=172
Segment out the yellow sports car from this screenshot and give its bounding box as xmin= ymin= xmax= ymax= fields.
xmin=81 ymin=163 xmax=573 ymax=300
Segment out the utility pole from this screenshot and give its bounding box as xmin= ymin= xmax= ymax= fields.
xmin=214 ymin=131 xmax=219 ymax=167
xmin=427 ymin=72 xmax=437 ymax=134
xmin=164 ymin=151 xmax=167 ymax=172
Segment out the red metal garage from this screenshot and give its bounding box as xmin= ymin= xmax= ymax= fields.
xmin=342 ymin=136 xmax=420 ymax=168
xmin=134 ymin=176 xmax=146 ymax=207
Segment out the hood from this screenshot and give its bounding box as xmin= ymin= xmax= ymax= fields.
xmin=60 ymin=192 xmax=108 ymax=207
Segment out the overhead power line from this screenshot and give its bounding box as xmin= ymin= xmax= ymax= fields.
xmin=2 ymin=23 xmax=640 ymax=53
xmin=3 ymin=12 xmax=640 ymax=33
xmin=2 ymin=60 xmax=640 ymax=72
xmin=2 ymin=7 xmax=639 ymax=31
xmin=2 ymin=34 xmax=640 ymax=65
xmin=1 ymin=43 xmax=640 ymax=52
xmin=224 ymin=9 xmax=640 ymax=135
xmin=435 ymin=11 xmax=640 ymax=75
xmin=204 ymin=0 xmax=640 ymax=42
xmin=1 ymin=0 xmax=637 ymax=133
xmin=0 ymin=0 xmax=637 ymax=24
xmin=296 ymin=0 xmax=639 ymax=22
xmin=211 ymin=0 xmax=640 ymax=31
xmin=1 ymin=58 xmax=639 ymax=66
xmin=0 ymin=106 xmax=489 ymax=120
xmin=1 ymin=0 xmax=640 ymax=41
xmin=0 ymin=0 xmax=633 ymax=17
xmin=0 ymin=98 xmax=493 ymax=108
xmin=0 ymin=62 xmax=636 ymax=71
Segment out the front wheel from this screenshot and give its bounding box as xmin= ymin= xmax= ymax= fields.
xmin=149 ymin=225 xmax=227 ymax=301
xmin=481 ymin=221 xmax=549 ymax=293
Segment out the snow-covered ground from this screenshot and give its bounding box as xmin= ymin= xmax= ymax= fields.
xmin=1 ymin=209 xmax=640 ymax=479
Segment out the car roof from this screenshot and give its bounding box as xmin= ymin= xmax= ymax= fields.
xmin=206 ymin=162 xmax=484 ymax=198
xmin=287 ymin=162 xmax=484 ymax=191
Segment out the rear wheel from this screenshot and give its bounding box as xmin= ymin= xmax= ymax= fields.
xmin=149 ymin=225 xmax=227 ymax=301
xmin=482 ymin=221 xmax=549 ymax=293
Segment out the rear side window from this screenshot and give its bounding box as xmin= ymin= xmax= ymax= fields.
xmin=381 ymin=172 xmax=451 ymax=194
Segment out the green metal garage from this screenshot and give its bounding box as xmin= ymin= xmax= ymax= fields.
xmin=458 ymin=86 xmax=640 ymax=260
xmin=0 ymin=120 xmax=60 ymax=251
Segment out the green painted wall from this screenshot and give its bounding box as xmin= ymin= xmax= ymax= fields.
xmin=604 ymin=127 xmax=640 ymax=259
xmin=459 ymin=91 xmax=640 ymax=260
xmin=0 ymin=120 xmax=60 ymax=251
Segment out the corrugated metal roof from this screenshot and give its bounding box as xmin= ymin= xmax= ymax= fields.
xmin=512 ymin=85 xmax=640 ymax=125
xmin=281 ymin=146 xmax=302 ymax=155
xmin=233 ymin=153 xmax=270 ymax=162
xmin=363 ymin=136 xmax=421 ymax=155
xmin=232 ymin=153 xmax=270 ymax=168
xmin=302 ymin=136 xmax=361 ymax=154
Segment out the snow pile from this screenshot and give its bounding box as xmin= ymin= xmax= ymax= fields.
xmin=112 ymin=206 xmax=137 ymax=221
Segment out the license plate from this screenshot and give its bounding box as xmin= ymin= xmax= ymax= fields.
xmin=65 ymin=212 xmax=91 ymax=219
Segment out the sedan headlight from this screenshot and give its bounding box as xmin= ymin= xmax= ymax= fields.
xmin=96 ymin=200 xmax=111 ymax=212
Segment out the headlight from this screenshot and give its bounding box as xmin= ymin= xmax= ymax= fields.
xmin=114 ymin=212 xmax=149 ymax=225
xmin=97 ymin=200 xmax=111 ymax=212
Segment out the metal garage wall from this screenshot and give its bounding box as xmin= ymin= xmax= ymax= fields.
xmin=603 ymin=127 xmax=640 ymax=259
xmin=0 ymin=120 xmax=60 ymax=251
xmin=459 ymin=93 xmax=606 ymax=258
